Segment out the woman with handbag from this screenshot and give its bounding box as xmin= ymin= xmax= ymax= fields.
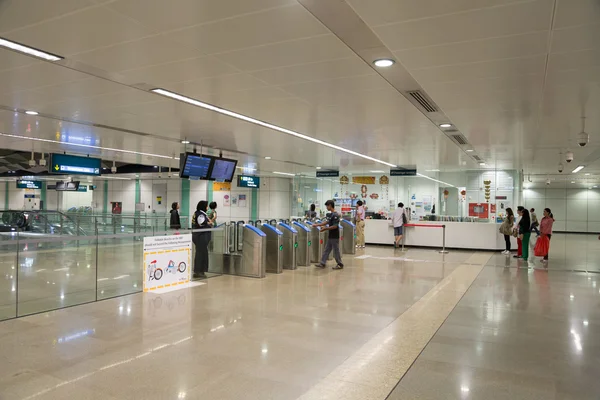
xmin=499 ymin=208 xmax=515 ymax=255
xmin=539 ymin=208 xmax=554 ymax=263
xmin=518 ymin=208 xmax=532 ymax=262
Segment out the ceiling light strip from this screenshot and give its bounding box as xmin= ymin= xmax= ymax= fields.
xmin=0 ymin=37 xmax=63 ymax=61
xmin=273 ymin=171 xmax=296 ymax=176
xmin=150 ymin=89 xmax=397 ymax=168
xmin=572 ymin=165 xmax=585 ymax=173
xmin=0 ymin=132 xmax=177 ymax=160
xmin=416 ymin=172 xmax=455 ymax=188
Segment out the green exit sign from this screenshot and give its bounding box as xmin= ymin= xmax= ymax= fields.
xmin=279 ymin=245 xmax=283 ymax=251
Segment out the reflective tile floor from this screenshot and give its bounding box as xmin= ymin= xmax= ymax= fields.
xmin=0 ymin=236 xmax=599 ymax=399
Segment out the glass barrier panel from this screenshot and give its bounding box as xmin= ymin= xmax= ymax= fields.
xmin=16 ymin=234 xmax=97 ymax=317
xmin=0 ymin=239 xmax=17 ymax=321
xmin=97 ymin=232 xmax=143 ymax=300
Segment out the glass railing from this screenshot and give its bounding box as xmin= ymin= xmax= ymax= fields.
xmin=0 ymin=226 xmax=222 ymax=322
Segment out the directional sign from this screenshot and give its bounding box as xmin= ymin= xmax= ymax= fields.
xmin=49 ymin=153 xmax=101 ymax=176
xmin=16 ymin=180 xmax=42 ymax=189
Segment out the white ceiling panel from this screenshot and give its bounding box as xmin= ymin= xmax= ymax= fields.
xmin=0 ymin=0 xmax=95 ymax=34
xmin=374 ymin=0 xmax=553 ymax=51
xmin=4 ymin=6 xmax=152 ymax=56
xmin=214 ymin=34 xmax=354 ymax=72
xmin=0 ymin=61 xmax=90 ymax=94
xmin=394 ymin=31 xmax=549 ymax=70
xmin=250 ymin=57 xmax=374 ymax=86
xmin=548 ymin=49 xmax=600 ymax=72
xmin=104 ymin=0 xmax=296 ymax=33
xmin=119 ymin=56 xmax=239 ymax=86
xmin=166 ymin=74 xmax=268 ymax=100
xmin=162 ymin=4 xmax=328 ymax=56
xmin=410 ymin=55 xmax=547 ymax=84
xmin=347 ymin=0 xmax=531 ymax=27
xmin=551 ymin=23 xmax=600 ymax=54
xmin=554 ymin=0 xmax=600 ymax=29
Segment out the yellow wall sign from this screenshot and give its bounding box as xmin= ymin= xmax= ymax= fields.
xmin=213 ymin=182 xmax=231 ymax=191
xmin=352 ymin=176 xmax=376 ymax=185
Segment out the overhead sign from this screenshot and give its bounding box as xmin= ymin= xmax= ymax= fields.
xmin=77 ymin=185 xmax=88 ymax=192
xmin=49 ymin=153 xmax=101 ymax=176
xmin=390 ymin=167 xmax=417 ymax=176
xmin=143 ymin=234 xmax=192 ymax=292
xmin=213 ymin=182 xmax=231 ymax=191
xmin=352 ymin=176 xmax=376 ymax=184
xmin=237 ymin=175 xmax=260 ymax=188
xmin=316 ymin=170 xmax=339 ymax=178
xmin=16 ymin=180 xmax=42 ymax=189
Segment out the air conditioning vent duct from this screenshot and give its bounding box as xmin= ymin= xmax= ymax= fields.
xmin=472 ymin=155 xmax=483 ymax=161
xmin=449 ymin=134 xmax=469 ymax=145
xmin=406 ymin=90 xmax=438 ymax=113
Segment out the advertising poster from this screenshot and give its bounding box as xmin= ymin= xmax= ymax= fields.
xmin=238 ymin=194 xmax=247 ymax=207
xmin=143 ymin=234 xmax=192 ymax=292
xmin=223 ymin=193 xmax=231 ymax=207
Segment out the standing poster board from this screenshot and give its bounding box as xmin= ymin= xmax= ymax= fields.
xmin=143 ymin=234 xmax=192 ymax=292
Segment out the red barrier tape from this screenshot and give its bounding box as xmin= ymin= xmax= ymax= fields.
xmin=404 ymin=224 xmax=445 ymax=228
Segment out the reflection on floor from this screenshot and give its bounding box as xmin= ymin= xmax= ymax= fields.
xmin=0 ymin=235 xmax=599 ymax=399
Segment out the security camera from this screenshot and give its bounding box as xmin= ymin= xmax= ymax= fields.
xmin=546 ymin=179 xmax=551 ymax=185
xmin=558 ymin=163 xmax=564 ymax=173
xmin=28 ymin=159 xmax=36 ymax=168
xmin=38 ymin=159 xmax=46 ymax=167
xmin=566 ymin=151 xmax=574 ymax=163
xmin=578 ymin=131 xmax=589 ymax=147
xmin=168 ymin=172 xmax=172 ymax=178
xmin=111 ymin=166 xmax=117 ymax=174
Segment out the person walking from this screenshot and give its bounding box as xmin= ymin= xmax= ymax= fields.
xmin=191 ymin=200 xmax=211 ymax=279
xmin=355 ymin=200 xmax=366 ymax=248
xmin=539 ymin=208 xmax=554 ymax=263
xmin=313 ymin=200 xmax=344 ymax=270
xmin=170 ymin=201 xmax=181 ymax=229
xmin=530 ymin=208 xmax=540 ymax=236
xmin=513 ymin=206 xmax=524 ymax=259
xmin=392 ymin=202 xmax=406 ymax=248
xmin=307 ymin=204 xmax=317 ymax=220
xmin=207 ymin=201 xmax=218 ymax=227
xmin=518 ymin=208 xmax=532 ymax=263
xmin=499 ymin=207 xmax=515 ymax=255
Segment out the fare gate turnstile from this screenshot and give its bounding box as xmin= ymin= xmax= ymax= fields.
xmin=278 ymin=222 xmax=298 ymax=270
xmin=208 ymin=224 xmax=267 ymax=278
xmin=292 ymin=221 xmax=310 ymax=267
xmin=240 ymin=225 xmax=267 ymax=278
xmin=340 ymin=220 xmax=356 ymax=255
xmin=305 ymin=221 xmax=326 ymax=263
xmin=260 ymin=223 xmax=283 ymax=273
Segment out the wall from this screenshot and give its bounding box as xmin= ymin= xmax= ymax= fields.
xmin=523 ymin=187 xmax=600 ymax=233
xmin=60 ymin=190 xmax=93 ymax=210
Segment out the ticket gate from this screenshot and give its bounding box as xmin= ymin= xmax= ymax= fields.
xmin=260 ymin=223 xmax=283 ymax=273
xmin=340 ymin=220 xmax=356 ymax=255
xmin=305 ymin=221 xmax=326 ymax=263
xmin=278 ymin=222 xmax=298 ymax=270
xmin=292 ymin=221 xmax=310 ymax=267
xmin=208 ymin=224 xmax=267 ymax=278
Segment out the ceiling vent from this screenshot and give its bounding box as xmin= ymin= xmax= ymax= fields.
xmin=449 ymin=133 xmax=469 ymax=145
xmin=406 ymin=90 xmax=438 ymax=113
xmin=472 ymin=155 xmax=483 ymax=161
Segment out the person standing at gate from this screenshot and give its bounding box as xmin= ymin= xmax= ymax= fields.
xmin=313 ymin=200 xmax=344 ymax=270
xmin=355 ymin=200 xmax=366 ymax=248
xmin=191 ymin=200 xmax=210 ymax=279
xmin=392 ymin=202 xmax=406 ymax=248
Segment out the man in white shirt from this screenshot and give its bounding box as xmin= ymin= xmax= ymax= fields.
xmin=392 ymin=202 xmax=406 ymax=248
xmin=355 ymin=200 xmax=366 ymax=248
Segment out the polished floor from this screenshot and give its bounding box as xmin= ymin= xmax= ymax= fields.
xmin=0 ymin=235 xmax=599 ymax=399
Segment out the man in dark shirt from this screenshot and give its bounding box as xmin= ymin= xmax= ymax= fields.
xmin=313 ymin=200 xmax=344 ymax=270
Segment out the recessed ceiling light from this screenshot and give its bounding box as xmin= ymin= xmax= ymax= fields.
xmin=426 ymin=169 xmax=440 ymax=172
xmin=466 ymin=149 xmax=474 ymax=152
xmin=25 ymin=110 xmax=38 ymax=115
xmin=417 ymin=173 xmax=455 ymax=188
xmin=439 ymin=124 xmax=452 ymax=128
xmin=273 ymin=171 xmax=295 ymax=176
xmin=370 ymin=170 xmax=385 ymax=173
xmin=584 ymin=173 xmax=590 ymax=176
xmin=373 ymin=59 xmax=395 ymax=68
xmin=151 ymin=89 xmax=397 ymax=168
xmin=0 ymin=37 xmax=63 ymax=61
xmin=316 ymin=167 xmax=322 ymax=170
xmin=181 ymin=140 xmax=190 ymax=144
xmin=264 ymin=156 xmax=271 ymax=160
xmin=479 ymin=162 xmax=486 ymax=166
xmin=571 ymin=181 xmax=575 ymax=184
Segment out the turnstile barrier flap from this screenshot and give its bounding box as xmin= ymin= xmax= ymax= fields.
xmin=245 ymin=224 xmax=267 ymax=237
xmin=262 ymin=224 xmax=283 ymax=235
xmin=277 ymin=222 xmax=298 ymax=234
xmin=292 ymin=221 xmax=310 ymax=232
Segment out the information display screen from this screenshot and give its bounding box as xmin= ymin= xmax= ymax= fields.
xmin=16 ymin=180 xmax=42 ymax=189
xmin=209 ymin=158 xmax=237 ymax=182
xmin=55 ymin=181 xmax=80 ymax=191
xmin=180 ymin=153 xmax=213 ymax=179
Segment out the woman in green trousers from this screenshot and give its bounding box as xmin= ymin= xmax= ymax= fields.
xmin=519 ymin=208 xmax=532 ymax=261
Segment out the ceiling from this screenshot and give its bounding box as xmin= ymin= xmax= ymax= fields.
xmin=0 ymin=0 xmax=598 ymax=181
